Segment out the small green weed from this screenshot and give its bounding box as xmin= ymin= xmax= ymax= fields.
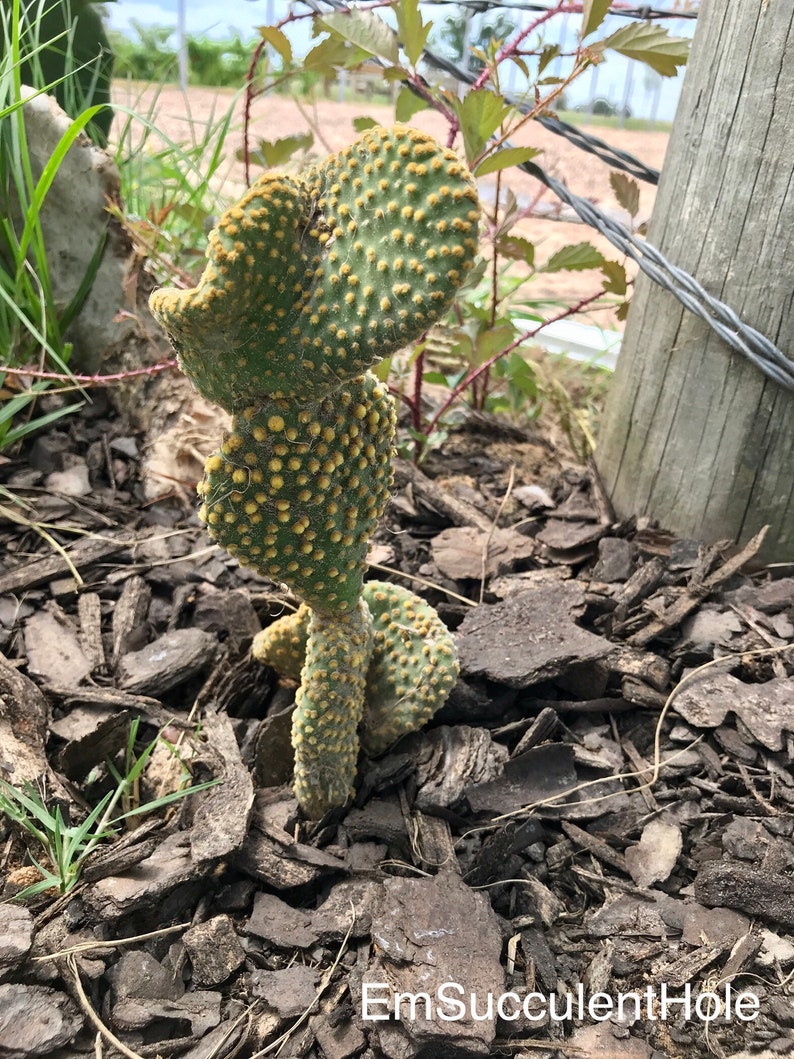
xmin=110 ymin=86 xmax=238 ymax=285
xmin=0 ymin=718 xmax=219 ymax=900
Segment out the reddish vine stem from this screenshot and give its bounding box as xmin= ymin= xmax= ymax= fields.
xmin=426 ymin=290 xmax=604 ymax=434
xmin=1 ymin=359 xmax=178 ymax=387
xmin=243 ymin=39 xmax=266 ymax=188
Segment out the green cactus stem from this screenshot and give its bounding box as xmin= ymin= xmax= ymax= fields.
xmin=150 ymin=124 xmax=478 ymax=817
xmin=252 ymin=581 xmax=460 ymax=757
xmin=291 ymin=600 xmax=373 ymax=819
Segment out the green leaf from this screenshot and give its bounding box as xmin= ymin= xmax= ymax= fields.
xmin=591 ymin=24 xmax=690 ymax=78
xmin=303 ymin=35 xmax=363 ymax=75
xmin=601 ymin=260 xmax=627 ymax=296
xmin=538 ymin=44 xmax=561 ymax=76
xmin=474 ymin=323 xmax=516 ymax=364
xmin=395 ymin=0 xmax=433 ymax=67
xmin=474 ymin=146 xmax=540 ymax=178
xmin=495 ymin=235 xmax=535 ymax=266
xmin=320 ymin=10 xmax=399 ymax=65
xmin=452 ymin=89 xmax=511 ymax=164
xmin=541 ymin=242 xmax=606 ymax=273
xmin=422 ymin=371 xmax=448 ymax=386
xmin=609 ymin=171 xmax=640 ymax=218
xmin=581 ymin=0 xmax=612 ymax=39
xmin=352 ymin=116 xmax=378 ymax=132
xmin=395 ymin=86 xmax=428 ymax=123
xmin=249 ymin=133 xmax=313 ymax=169
xmin=508 ymin=54 xmax=529 ymax=79
xmin=257 ymin=26 xmax=292 ymax=65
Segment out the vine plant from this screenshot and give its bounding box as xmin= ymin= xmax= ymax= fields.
xmin=243 ymin=0 xmax=689 ymax=458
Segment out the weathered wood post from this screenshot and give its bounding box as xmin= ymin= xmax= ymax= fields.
xmin=595 ymin=0 xmax=794 ymax=563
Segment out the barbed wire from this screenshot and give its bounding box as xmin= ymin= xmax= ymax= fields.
xmin=418 ymin=0 xmax=697 ymax=19
xmin=300 ymin=0 xmax=793 ymax=392
xmin=419 ymin=47 xmax=661 ymax=182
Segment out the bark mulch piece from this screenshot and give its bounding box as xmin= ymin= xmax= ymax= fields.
xmin=1 ymin=409 xmax=793 ymax=1058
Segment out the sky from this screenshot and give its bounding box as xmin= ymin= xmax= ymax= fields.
xmin=103 ymin=1 xmax=697 ymax=122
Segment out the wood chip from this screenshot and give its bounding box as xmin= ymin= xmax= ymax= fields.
xmin=0 ymin=531 xmax=137 ymax=595
xmin=456 ymin=582 xmax=613 ymax=688
xmin=117 ymin=627 xmax=218 ymax=695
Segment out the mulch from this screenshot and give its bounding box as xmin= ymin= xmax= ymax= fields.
xmin=0 ymin=389 xmax=793 ymax=1059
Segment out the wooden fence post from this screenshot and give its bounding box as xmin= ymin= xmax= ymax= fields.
xmin=595 ymin=0 xmax=794 ymax=563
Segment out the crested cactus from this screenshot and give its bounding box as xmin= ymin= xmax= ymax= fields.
xmin=150 ymin=125 xmax=478 ymax=817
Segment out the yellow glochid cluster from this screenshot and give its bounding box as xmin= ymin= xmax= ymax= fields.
xmin=252 ymin=581 xmax=460 ymax=759
xmin=149 ymin=125 xmax=480 ymax=412
xmin=197 ymin=373 xmax=395 ymax=615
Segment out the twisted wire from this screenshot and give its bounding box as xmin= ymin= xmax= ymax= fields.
xmin=299 ymin=0 xmax=794 ymax=391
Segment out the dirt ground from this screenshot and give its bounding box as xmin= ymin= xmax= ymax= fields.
xmin=111 ymin=84 xmax=669 ymax=328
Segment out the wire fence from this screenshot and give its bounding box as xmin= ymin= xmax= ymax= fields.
xmin=417 ymin=1 xmax=697 ymax=19
xmin=302 ymin=0 xmax=793 ymax=392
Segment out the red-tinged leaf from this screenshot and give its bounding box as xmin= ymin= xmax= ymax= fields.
xmin=581 ymin=0 xmax=612 ymax=39
xmin=474 ymin=146 xmax=541 ymax=178
xmin=541 ymin=242 xmax=606 ymax=273
xmin=495 ymin=235 xmax=535 ymax=266
xmin=609 ymin=171 xmax=640 ymax=218
xmin=601 ymin=260 xmax=627 ymax=295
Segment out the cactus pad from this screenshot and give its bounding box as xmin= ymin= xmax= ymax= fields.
xmin=197 ymin=374 xmax=395 ymax=615
xmin=151 ymin=125 xmax=478 ymax=817
xmin=252 ymin=581 xmax=460 ymax=757
xmin=149 ymin=125 xmax=480 ymax=412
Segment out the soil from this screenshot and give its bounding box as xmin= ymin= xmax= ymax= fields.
xmin=1 ymin=92 xmax=793 ymax=1059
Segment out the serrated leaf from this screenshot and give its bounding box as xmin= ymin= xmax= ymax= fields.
xmin=353 ymin=116 xmax=378 ymax=132
xmin=452 ymin=89 xmax=511 ymax=164
xmin=395 ymin=86 xmax=429 ymax=123
xmin=303 ymin=35 xmax=360 ymax=75
xmin=257 ymin=26 xmax=292 ymax=65
xmin=475 ymin=323 xmax=516 ymax=364
xmin=496 ymin=235 xmax=535 ymax=266
xmin=508 ymin=54 xmax=530 ymax=79
xmin=609 ymin=171 xmax=640 ymax=218
xmin=581 ymin=0 xmax=612 ymax=39
xmin=382 ymin=65 xmax=410 ymax=81
xmin=250 ymin=133 xmax=313 ymax=169
xmin=422 ymin=371 xmax=448 ymax=385
xmin=592 ymin=23 xmax=690 ymax=77
xmin=320 ymin=10 xmax=399 ymax=65
xmin=541 ymin=242 xmax=606 ymax=273
xmin=601 ymin=259 xmax=627 ymax=295
xmin=538 ymin=44 xmax=560 ymax=76
xmin=474 ymin=145 xmax=541 ymax=178
xmin=395 ymin=0 xmax=433 ymax=67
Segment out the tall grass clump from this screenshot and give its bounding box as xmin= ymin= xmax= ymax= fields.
xmin=0 ymin=0 xmax=113 ymax=451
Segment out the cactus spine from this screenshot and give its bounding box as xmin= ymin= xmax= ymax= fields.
xmin=150 ymin=125 xmax=478 ymax=817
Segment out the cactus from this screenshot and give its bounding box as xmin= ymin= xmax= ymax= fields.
xmin=150 ymin=125 xmax=478 ymax=817
xmin=253 ymin=581 xmax=460 ymax=757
